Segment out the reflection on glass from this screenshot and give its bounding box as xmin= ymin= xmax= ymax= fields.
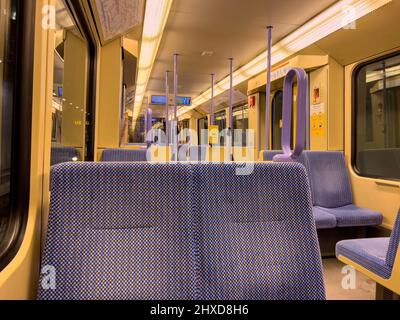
xmin=51 ymin=0 xmax=88 ymax=165
xmin=355 ymin=54 xmax=400 ymax=180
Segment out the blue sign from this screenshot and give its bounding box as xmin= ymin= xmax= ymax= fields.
xmin=151 ymin=95 xmax=192 ymax=106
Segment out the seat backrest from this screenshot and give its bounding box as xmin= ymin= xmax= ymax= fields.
xmin=304 ymin=151 xmax=353 ymax=208
xmin=101 ymin=149 xmax=148 ymax=162
xmin=387 ymin=209 xmax=400 ymax=268
xmin=39 ymin=163 xmax=196 ymax=300
xmin=51 ymin=147 xmax=79 ymax=166
xmin=191 ymin=162 xmax=326 ymax=300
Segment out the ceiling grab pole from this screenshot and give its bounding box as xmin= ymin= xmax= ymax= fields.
xmin=165 ymin=70 xmax=170 ymax=145
xmin=211 ymin=73 xmax=215 ymax=126
xmin=265 ymin=26 xmax=273 ymax=151
xmin=229 ymin=58 xmax=234 ymax=158
xmin=173 ymin=53 xmax=179 ymax=161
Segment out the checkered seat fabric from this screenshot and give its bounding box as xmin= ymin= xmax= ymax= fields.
xmin=191 ymin=162 xmax=326 ymax=300
xmin=51 ymin=147 xmax=79 ymax=166
xmin=336 ymin=209 xmax=400 ymax=279
xmin=38 ymin=162 xmax=197 ymax=300
xmin=101 ymin=149 xmax=148 ymax=162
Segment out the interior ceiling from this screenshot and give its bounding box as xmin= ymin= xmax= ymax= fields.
xmin=92 ymin=0 xmax=144 ymax=43
xmin=147 ymin=0 xmax=338 ymax=100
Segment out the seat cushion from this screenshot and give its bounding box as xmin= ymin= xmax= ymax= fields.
xmin=313 ymin=207 xmax=337 ymax=229
xmin=336 ymin=238 xmax=392 ymax=279
xmin=319 ymin=205 xmax=383 ymax=228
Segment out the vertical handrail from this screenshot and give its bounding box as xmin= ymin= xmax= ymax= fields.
xmin=229 ymin=58 xmax=234 ymax=134
xmin=265 ymin=26 xmax=273 ymax=150
xmin=273 ymin=68 xmax=308 ymax=162
xmin=165 ymin=70 xmax=170 ymax=145
xmin=173 ymin=53 xmax=179 ymax=161
xmin=211 ymin=73 xmax=215 ymax=126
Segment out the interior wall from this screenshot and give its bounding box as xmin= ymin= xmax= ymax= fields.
xmin=96 ymin=38 xmax=123 ymax=152
xmin=61 ymin=31 xmax=88 ymax=149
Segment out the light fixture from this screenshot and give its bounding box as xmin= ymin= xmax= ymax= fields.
xmin=177 ymin=0 xmax=392 ymax=117
xmin=132 ymin=0 xmax=173 ymax=131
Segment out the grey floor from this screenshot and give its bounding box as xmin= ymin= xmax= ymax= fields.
xmin=323 ymin=258 xmax=375 ymax=300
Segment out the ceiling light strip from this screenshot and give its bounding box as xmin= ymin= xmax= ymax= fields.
xmin=132 ymin=0 xmax=173 ymax=129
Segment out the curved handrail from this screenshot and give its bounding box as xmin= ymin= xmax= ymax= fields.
xmin=273 ymin=68 xmax=308 ymax=163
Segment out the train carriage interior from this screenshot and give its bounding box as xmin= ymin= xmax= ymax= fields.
xmin=0 ymin=0 xmax=399 ymax=303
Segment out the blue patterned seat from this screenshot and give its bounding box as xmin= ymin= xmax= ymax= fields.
xmin=39 ymin=163 xmax=196 ymax=300
xmin=305 ymin=152 xmax=383 ymax=227
xmin=336 ymin=210 xmax=400 ymax=279
xmin=191 ymin=162 xmax=326 ymax=300
xmin=263 ymin=151 xmax=337 ymax=229
xmin=51 ymin=147 xmax=79 ymax=166
xmin=101 ymin=149 xmax=148 ymax=162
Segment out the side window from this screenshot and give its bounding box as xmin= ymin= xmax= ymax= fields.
xmin=50 ymin=1 xmax=90 ymax=166
xmin=0 ymin=0 xmax=34 ymax=270
xmin=354 ymin=54 xmax=400 ymax=180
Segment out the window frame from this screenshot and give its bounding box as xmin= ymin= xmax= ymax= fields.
xmin=0 ymin=0 xmax=35 ymax=271
xmin=65 ymin=0 xmax=97 ymax=162
xmin=351 ymin=51 xmax=400 ymax=182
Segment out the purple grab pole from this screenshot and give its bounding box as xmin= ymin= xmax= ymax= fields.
xmin=265 ymin=26 xmax=273 ymax=150
xmin=165 ymin=71 xmax=170 ymax=145
xmin=173 ymin=54 xmax=179 ymax=161
xmin=229 ymin=58 xmax=234 ymax=133
xmin=146 ymin=107 xmax=153 ymax=147
xmin=273 ymin=68 xmax=308 ymax=163
xmin=211 ymin=73 xmax=215 ymax=126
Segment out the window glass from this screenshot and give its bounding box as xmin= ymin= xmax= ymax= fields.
xmin=215 ymin=111 xmax=227 ymax=146
xmin=0 ymin=0 xmax=16 ymax=245
xmin=51 ymin=0 xmax=89 ymax=165
xmin=354 ymin=54 xmax=400 ymax=180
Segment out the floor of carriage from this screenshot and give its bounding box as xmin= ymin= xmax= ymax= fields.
xmin=323 ymin=258 xmax=375 ymax=300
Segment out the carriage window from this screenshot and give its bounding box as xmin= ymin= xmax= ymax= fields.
xmin=354 ymin=54 xmax=400 ymax=180
xmin=233 ymin=104 xmax=249 ymax=146
xmin=51 ymin=1 xmax=89 ymax=165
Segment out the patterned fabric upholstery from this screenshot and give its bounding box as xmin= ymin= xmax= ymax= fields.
xmin=304 ymin=152 xmax=353 ymax=208
xmin=51 ymin=147 xmax=79 ymax=166
xmin=336 ymin=238 xmax=392 ymax=279
xmin=264 ymin=151 xmax=337 ymax=230
xmin=386 ymin=209 xmax=400 ymax=267
xmin=191 ymin=162 xmax=326 ymax=300
xmin=318 ymin=205 xmax=383 ymax=228
xmin=39 ymin=163 xmax=196 ymax=300
xmin=313 ymin=207 xmax=337 ymax=229
xmin=101 ymin=149 xmax=148 ymax=162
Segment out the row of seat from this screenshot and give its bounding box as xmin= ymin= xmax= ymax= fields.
xmin=39 ymin=162 xmax=326 ymax=300
xmin=263 ymin=151 xmax=383 ymax=230
xmin=336 ymin=210 xmax=400 ymax=279
xmin=51 ymin=147 xmax=80 ymax=166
